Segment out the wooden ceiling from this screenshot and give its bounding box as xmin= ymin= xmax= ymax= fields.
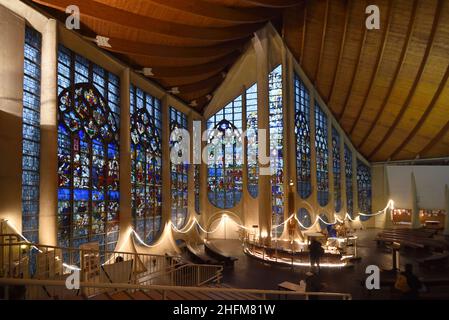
xmin=27 ymin=0 xmax=449 ymax=162
xmin=27 ymin=0 xmax=292 ymax=108
xmin=284 ymin=0 xmax=449 ymax=162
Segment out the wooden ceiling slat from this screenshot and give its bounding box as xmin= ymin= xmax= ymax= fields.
xmin=367 ymin=0 xmax=443 ymax=160
xmin=357 ymin=0 xmax=419 ymax=151
xmin=314 ymin=0 xmax=329 ymax=85
xmin=99 ymin=37 xmax=248 ymax=58
xmin=143 ymin=51 xmax=240 ymax=78
xmin=174 ymin=73 xmax=225 ymax=94
xmin=389 ymin=62 xmax=449 ymax=160
xmin=33 ymin=0 xmax=264 ymax=41
xmin=419 ymin=119 xmax=449 ymax=157
xmin=143 ymin=0 xmax=278 ymax=23
xmin=326 ymin=0 xmax=351 ymax=104
xmin=299 ymin=0 xmax=307 ymax=63
xmin=241 ymin=0 xmax=303 ymax=8
xmin=337 ymin=0 xmax=368 ymax=121
xmin=349 ymin=0 xmax=393 ymax=135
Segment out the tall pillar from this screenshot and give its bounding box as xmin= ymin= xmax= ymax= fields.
xmin=411 ymin=171 xmax=420 ymax=229
xmin=39 ymin=19 xmax=58 ymax=246
xmin=116 ymin=68 xmax=132 ymax=251
xmin=383 ymin=166 xmax=393 ymax=229
xmin=254 ymin=29 xmax=271 ymax=243
xmin=309 ymin=91 xmax=318 ymax=224
xmin=444 ymin=184 xmax=449 ymax=236
xmin=161 ymin=96 xmax=172 ymax=228
xmin=199 ymin=118 xmax=208 ymax=226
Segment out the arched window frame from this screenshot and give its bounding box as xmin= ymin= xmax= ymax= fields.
xmin=294 ymin=73 xmax=312 ymax=199
xmin=206 ymin=97 xmax=243 ymax=209
xmin=246 ymin=83 xmax=259 ymax=198
xmin=344 ymin=144 xmax=354 ymax=217
xmin=169 ymin=107 xmax=189 ymax=229
xmin=269 ymin=65 xmax=284 ymax=238
xmin=57 ymin=45 xmax=120 ymax=261
xmin=332 ymin=127 xmax=342 ymax=212
xmin=315 ymin=104 xmax=329 ymax=207
xmin=130 ymin=85 xmax=162 ymax=244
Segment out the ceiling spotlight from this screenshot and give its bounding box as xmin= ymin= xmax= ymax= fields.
xmin=142 ymin=68 xmax=154 ymax=76
xmin=190 ymin=100 xmax=198 ymax=107
xmin=206 ymin=94 xmax=213 ymax=101
xmin=168 ymin=87 xmax=180 ymax=94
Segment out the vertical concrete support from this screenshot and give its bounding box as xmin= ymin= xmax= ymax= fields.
xmin=383 ymin=167 xmax=393 ymax=229
xmin=199 ymin=118 xmax=208 ymax=226
xmin=411 ymin=171 xmax=420 ymax=229
xmin=241 ymin=85 xmax=248 ymax=229
xmin=444 ymin=185 xmax=449 ymax=236
xmin=254 ymin=29 xmax=271 ymax=243
xmin=0 ymin=7 xmax=25 ymax=229
xmin=327 ymin=111 xmax=334 ymax=222
xmin=116 ymin=68 xmax=132 ymax=251
xmin=161 ymin=96 xmax=171 ymax=228
xmin=39 ymin=19 xmax=58 ymax=245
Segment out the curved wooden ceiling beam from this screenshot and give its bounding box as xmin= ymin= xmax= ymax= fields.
xmin=389 ymin=62 xmax=449 ymax=160
xmin=169 ymin=73 xmax=225 ymax=94
xmin=349 ymin=0 xmax=393 ymax=135
xmin=241 ymin=0 xmax=303 ymax=8
xmin=141 ymin=51 xmax=240 ymax=78
xmin=93 ymin=37 xmax=248 ymax=59
xmin=338 ymin=0 xmax=368 ymax=121
xmin=32 ymin=0 xmax=264 ymax=41
xmin=327 ymin=0 xmax=351 ymax=104
xmin=367 ymin=0 xmax=442 ymax=160
xmin=299 ymin=0 xmax=307 ymax=63
xmin=141 ymin=0 xmax=278 ymax=24
xmin=358 ymin=0 xmax=418 ymax=150
xmin=314 ymin=0 xmax=329 ymax=84
xmin=419 ymin=119 xmax=449 ymax=157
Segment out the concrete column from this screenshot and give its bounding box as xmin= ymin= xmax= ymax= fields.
xmin=161 ymin=96 xmax=172 ymax=228
xmin=327 ymin=113 xmax=334 ymax=221
xmin=39 ymin=19 xmax=58 ymax=246
xmin=383 ymin=166 xmax=393 ymax=229
xmin=241 ymin=85 xmax=248 ymax=228
xmin=0 ymin=7 xmax=25 ymax=230
xmin=116 ymin=68 xmax=132 ymax=251
xmin=199 ymin=118 xmax=208 ymax=225
xmin=444 ymin=184 xmax=449 ymax=236
xmin=254 ymin=29 xmax=271 ymax=243
xmin=411 ymin=171 xmax=420 ymax=229
xmin=187 ymin=112 xmax=195 ymax=221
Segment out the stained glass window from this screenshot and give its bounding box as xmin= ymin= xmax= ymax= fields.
xmin=344 ymin=144 xmax=353 ymax=217
xmin=170 ymin=107 xmax=189 ymax=229
xmin=332 ymin=127 xmax=342 ymax=212
xmin=246 ymin=83 xmax=258 ymax=198
xmin=357 ymin=160 xmax=372 ymax=220
xmin=294 ymin=74 xmax=311 ymax=199
xmin=130 ymin=85 xmax=162 ymax=244
xmin=269 ymin=65 xmax=284 ymax=238
xmin=57 ymin=45 xmax=120 ymax=261
xmin=207 ymin=96 xmax=243 ymax=209
xmin=22 ymin=27 xmax=41 ymax=245
xmin=315 ymin=103 xmax=329 ymax=207
xmin=297 ymin=208 xmax=312 ymax=229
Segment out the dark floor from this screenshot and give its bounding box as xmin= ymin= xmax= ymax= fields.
xmin=211 ymin=229 xmax=449 ymax=299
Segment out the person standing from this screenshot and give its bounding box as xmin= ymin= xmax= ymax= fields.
xmin=309 ymin=238 xmax=324 ymax=273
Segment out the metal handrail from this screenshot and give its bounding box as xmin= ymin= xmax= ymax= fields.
xmin=0 ymin=277 xmax=352 ymax=300
xmin=148 ymin=263 xmax=223 ymax=287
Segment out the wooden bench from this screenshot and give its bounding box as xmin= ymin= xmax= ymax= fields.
xmin=417 ymin=253 xmax=449 ymax=270
xmin=186 ymin=243 xmax=220 ymax=265
xmin=204 ymin=241 xmax=238 ymax=266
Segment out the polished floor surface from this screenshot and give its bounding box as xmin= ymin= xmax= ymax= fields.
xmin=210 ymin=229 xmax=449 ymax=299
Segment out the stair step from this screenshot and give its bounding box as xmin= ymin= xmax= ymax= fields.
xmin=131 ymin=290 xmax=152 ymax=300
xmin=140 ymin=290 xmax=163 ymax=300
xmin=89 ymin=293 xmax=111 ymax=300
xmin=109 ymin=291 xmax=133 ymax=300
